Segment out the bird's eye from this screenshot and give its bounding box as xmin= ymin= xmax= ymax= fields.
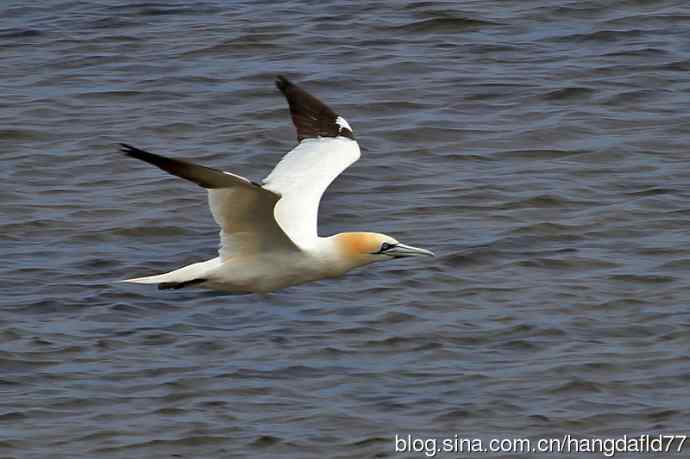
xmin=380 ymin=242 xmax=393 ymax=251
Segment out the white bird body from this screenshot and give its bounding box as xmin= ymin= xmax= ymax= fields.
xmin=125 ymin=235 xmax=383 ymax=293
xmin=121 ymin=76 xmax=433 ymax=294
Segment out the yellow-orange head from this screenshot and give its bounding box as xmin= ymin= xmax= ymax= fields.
xmin=330 ymin=232 xmax=434 ymax=271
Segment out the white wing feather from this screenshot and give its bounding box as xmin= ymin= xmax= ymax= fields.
xmin=208 ymin=186 xmax=300 ymax=260
xmin=119 ymin=143 xmax=300 ymax=261
xmin=262 ymin=137 xmax=361 ymax=248
xmin=124 ymin=76 xmax=361 ymax=263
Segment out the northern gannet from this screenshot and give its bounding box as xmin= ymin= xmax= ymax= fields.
xmin=121 ymin=76 xmax=434 ymax=293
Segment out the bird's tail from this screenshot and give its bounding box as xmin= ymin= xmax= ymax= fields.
xmin=122 ymin=272 xmax=173 ymax=285
xmin=120 ymin=258 xmax=220 ymax=289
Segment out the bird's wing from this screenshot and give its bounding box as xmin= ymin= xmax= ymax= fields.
xmin=121 ymin=144 xmax=300 ymax=260
xmin=262 ymin=76 xmax=361 ymax=248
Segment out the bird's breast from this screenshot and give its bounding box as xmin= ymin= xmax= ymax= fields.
xmin=205 ymin=250 xmax=334 ymax=293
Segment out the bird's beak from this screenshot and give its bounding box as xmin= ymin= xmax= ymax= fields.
xmin=387 ymin=243 xmax=435 ymax=258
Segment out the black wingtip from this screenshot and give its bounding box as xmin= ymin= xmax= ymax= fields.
xmin=275 ymin=75 xmax=291 ymax=93
xmin=118 ymin=143 xmax=257 ymax=190
xmin=274 ymin=75 xmax=355 ymax=142
xmin=120 ymin=143 xmax=141 ymax=157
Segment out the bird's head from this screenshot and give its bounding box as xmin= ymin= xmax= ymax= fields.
xmin=333 ymin=232 xmax=434 ymax=268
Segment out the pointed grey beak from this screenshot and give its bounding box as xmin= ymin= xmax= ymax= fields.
xmin=387 ymin=243 xmax=435 ymax=258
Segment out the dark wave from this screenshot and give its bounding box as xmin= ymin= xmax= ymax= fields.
xmin=380 ymin=17 xmax=499 ymax=33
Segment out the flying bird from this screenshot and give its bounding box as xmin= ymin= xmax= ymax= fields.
xmin=121 ymin=76 xmax=434 ymax=293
